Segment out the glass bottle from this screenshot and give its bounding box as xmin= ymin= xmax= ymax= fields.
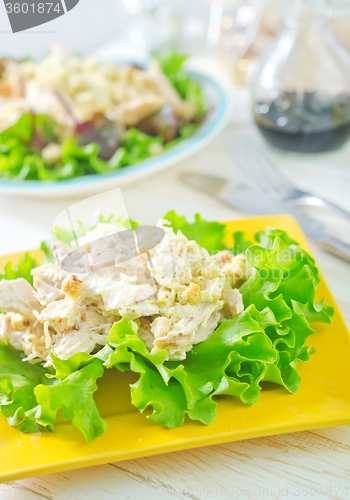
xmin=252 ymin=0 xmax=350 ymax=153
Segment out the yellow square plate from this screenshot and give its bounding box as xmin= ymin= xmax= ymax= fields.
xmin=0 ymin=215 xmax=349 ymax=483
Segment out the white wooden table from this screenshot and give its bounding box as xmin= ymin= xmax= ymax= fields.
xmin=0 ymin=57 xmax=349 ymax=500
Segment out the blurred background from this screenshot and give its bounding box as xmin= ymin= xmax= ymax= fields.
xmin=1 ymin=0 xmax=350 ymax=266
xmin=1 ymin=0 xmax=350 ymax=79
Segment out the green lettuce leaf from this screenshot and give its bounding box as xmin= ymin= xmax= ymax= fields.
xmin=34 ymin=352 xmax=107 ymax=444
xmin=292 ymin=299 xmax=334 ymax=325
xmin=232 ymin=231 xmax=254 ymax=255
xmin=164 ymin=211 xmax=228 ymax=254
xmin=100 ymin=308 xmax=291 ymax=428
xmin=239 ymin=226 xmax=334 ymax=393
xmin=0 ymin=345 xmax=51 ymax=433
xmin=0 ymin=252 xmax=38 ymax=286
xmin=0 ymin=345 xmax=107 ymax=443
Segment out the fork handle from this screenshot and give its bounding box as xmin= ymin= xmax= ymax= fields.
xmin=291 ymin=196 xmax=350 ymax=224
xmin=315 ymin=234 xmax=350 ymax=263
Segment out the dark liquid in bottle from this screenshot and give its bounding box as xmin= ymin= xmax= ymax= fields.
xmin=254 ymin=92 xmax=350 ymax=153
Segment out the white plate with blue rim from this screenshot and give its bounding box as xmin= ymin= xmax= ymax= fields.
xmin=0 ymin=72 xmax=231 ymax=199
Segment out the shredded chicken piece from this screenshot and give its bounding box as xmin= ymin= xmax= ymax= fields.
xmin=0 ymin=278 xmax=42 ymax=319
xmin=53 ymin=328 xmax=108 ymax=360
xmin=114 ymin=94 xmax=166 ymax=127
xmin=0 ymin=312 xmax=48 ymax=360
xmin=221 ymin=289 xmax=244 ymax=319
xmin=32 ymin=263 xmax=67 ymax=305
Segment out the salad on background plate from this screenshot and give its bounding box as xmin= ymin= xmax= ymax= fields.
xmin=0 ymin=48 xmax=207 ymax=183
xmin=0 ymin=211 xmax=335 ymax=444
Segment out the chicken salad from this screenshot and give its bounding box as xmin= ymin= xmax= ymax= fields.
xmin=0 ymin=49 xmax=206 ymax=181
xmin=0 ymin=212 xmax=334 ymax=442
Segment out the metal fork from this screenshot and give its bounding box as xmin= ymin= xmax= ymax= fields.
xmin=223 ymin=135 xmax=350 ymax=223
